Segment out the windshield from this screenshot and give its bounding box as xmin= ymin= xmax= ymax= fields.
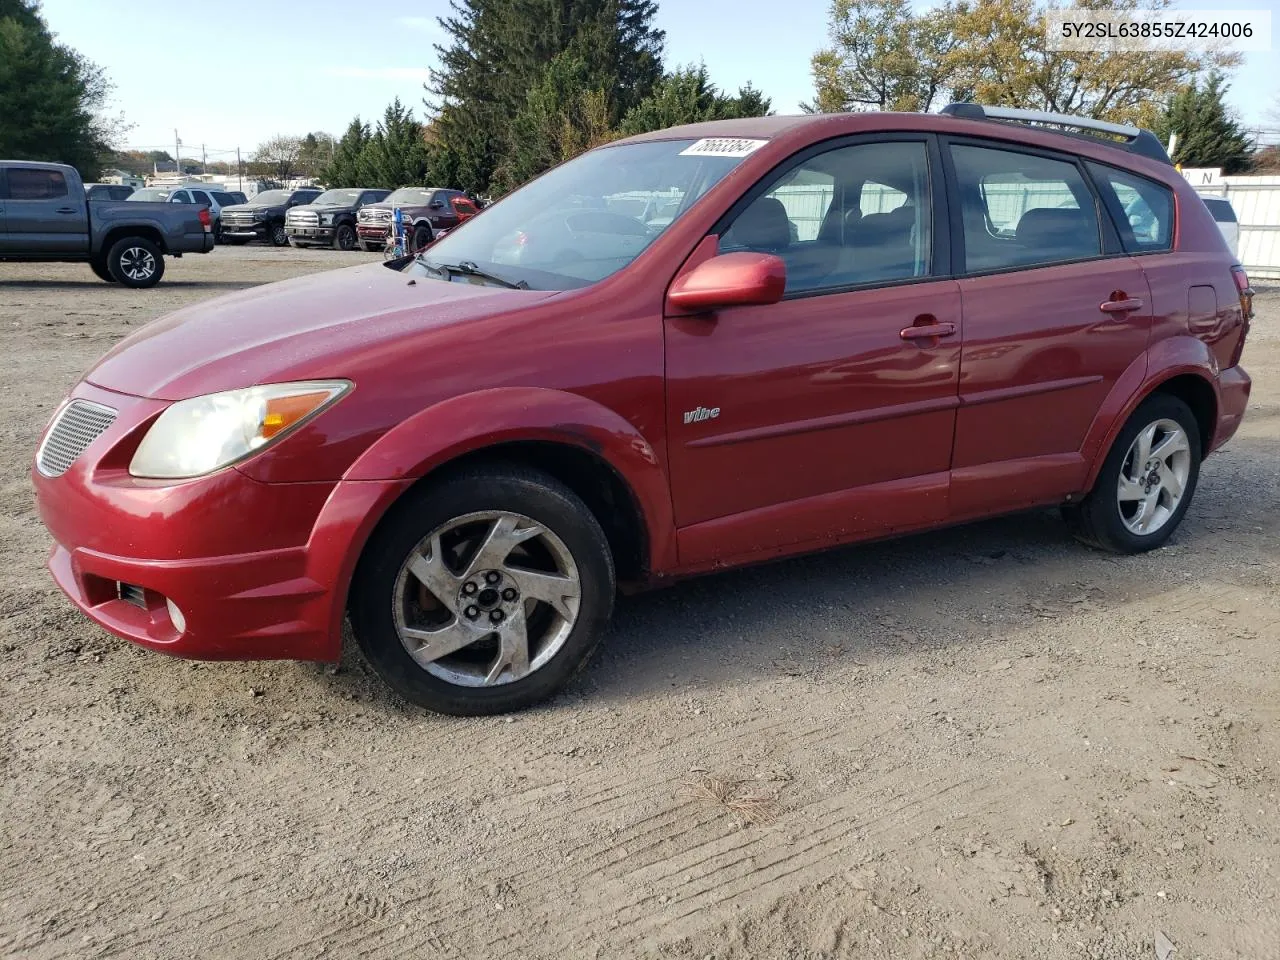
xmin=128 ymin=188 xmax=173 ymax=201
xmin=252 ymin=190 xmax=291 ymax=205
xmin=405 ymin=138 xmax=755 ymax=290
xmin=313 ymin=189 xmax=362 ymax=206
xmin=386 ymin=188 xmax=436 ymax=205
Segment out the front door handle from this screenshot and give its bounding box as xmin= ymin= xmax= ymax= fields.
xmin=1100 ymin=298 xmax=1143 ymax=313
xmin=900 ymin=321 xmax=956 ymax=340
xmin=55 ymin=207 xmax=77 ymax=214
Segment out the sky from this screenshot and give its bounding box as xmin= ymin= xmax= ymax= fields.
xmin=35 ymin=0 xmax=1280 ymax=163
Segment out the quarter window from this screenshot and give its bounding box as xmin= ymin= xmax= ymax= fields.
xmin=1086 ymin=162 xmax=1175 ymax=252
xmin=7 ymin=168 xmax=69 ymax=200
xmin=719 ymin=140 xmax=933 ymax=294
xmin=950 ymin=145 xmax=1101 ymax=272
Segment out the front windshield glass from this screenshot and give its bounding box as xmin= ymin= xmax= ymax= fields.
xmin=313 ymin=189 xmax=362 ymax=206
xmin=386 ymin=187 xmax=435 ymax=205
xmin=406 ymin=138 xmax=756 ymax=290
xmin=128 ymin=188 xmax=173 ymax=201
xmin=252 ymin=190 xmax=290 ymax=205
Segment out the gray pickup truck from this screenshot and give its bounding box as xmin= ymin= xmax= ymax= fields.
xmin=0 ymin=160 xmax=214 ymax=287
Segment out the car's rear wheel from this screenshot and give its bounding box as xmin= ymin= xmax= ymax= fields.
xmin=269 ymin=222 xmax=289 ymax=246
xmin=349 ymin=467 xmax=615 ymax=715
xmin=333 ymin=223 xmax=358 ymax=251
xmin=106 ymin=236 xmax=165 ymax=288
xmin=1064 ymin=394 xmax=1201 ymax=553
xmin=90 ymin=258 xmax=117 ymax=283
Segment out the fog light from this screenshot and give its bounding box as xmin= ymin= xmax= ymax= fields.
xmin=166 ymin=598 xmax=186 ymax=634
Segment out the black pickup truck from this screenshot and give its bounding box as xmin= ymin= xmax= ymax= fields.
xmin=0 ymin=160 xmax=215 ymax=287
xmin=219 ymin=187 xmax=322 ymax=246
xmin=285 ymin=188 xmax=390 ymax=250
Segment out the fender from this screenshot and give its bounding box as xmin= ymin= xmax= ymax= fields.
xmin=343 ymin=386 xmax=676 ymax=572
xmin=1079 ymin=334 xmax=1220 ymax=491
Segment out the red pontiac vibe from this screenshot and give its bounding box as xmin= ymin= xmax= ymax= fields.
xmin=32 ymin=106 xmax=1252 ymax=715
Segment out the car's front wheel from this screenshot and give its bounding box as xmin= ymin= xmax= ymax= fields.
xmin=333 ymin=223 xmax=358 ymax=251
xmin=349 ymin=467 xmax=615 ymax=715
xmin=360 ymin=241 xmax=382 ymax=253
xmin=1064 ymin=393 xmax=1201 ymax=553
xmin=269 ymin=222 xmax=289 ymax=246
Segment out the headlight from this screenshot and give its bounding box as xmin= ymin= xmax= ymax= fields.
xmin=129 ymin=381 xmax=350 ymax=479
xmin=252 ymin=211 xmax=267 ymax=221
xmin=319 ymin=213 xmax=334 ymax=225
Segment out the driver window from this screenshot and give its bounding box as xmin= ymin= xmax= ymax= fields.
xmin=719 ymin=141 xmax=933 ymax=294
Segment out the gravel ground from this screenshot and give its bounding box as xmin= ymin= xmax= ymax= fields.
xmin=1 ymin=246 xmax=1278 ymax=960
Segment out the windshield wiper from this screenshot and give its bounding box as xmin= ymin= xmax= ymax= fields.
xmin=419 ymin=257 xmax=528 ymax=290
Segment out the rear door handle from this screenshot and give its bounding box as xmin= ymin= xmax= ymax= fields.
xmin=55 ymin=207 xmax=77 ymax=214
xmin=1100 ymin=298 xmax=1143 ymax=313
xmin=900 ymin=321 xmax=956 ymax=340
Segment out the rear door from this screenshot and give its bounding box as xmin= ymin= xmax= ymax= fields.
xmin=943 ymin=139 xmax=1152 ymax=518
xmin=2 ymin=166 xmax=88 ymax=253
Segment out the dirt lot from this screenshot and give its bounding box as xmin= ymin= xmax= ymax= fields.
xmin=1 ymin=246 xmax=1277 ymax=960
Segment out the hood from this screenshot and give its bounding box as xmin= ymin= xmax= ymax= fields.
xmin=84 ymin=262 xmax=558 ymax=400
xmin=360 ymin=201 xmax=429 ymax=214
xmin=289 ymin=202 xmax=357 ymax=216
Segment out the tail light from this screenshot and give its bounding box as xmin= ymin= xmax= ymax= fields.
xmin=198 ymin=208 xmax=212 ymax=231
xmin=1230 ymin=265 xmax=1253 ymax=367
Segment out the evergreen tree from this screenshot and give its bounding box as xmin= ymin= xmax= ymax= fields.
xmin=1153 ymin=72 xmax=1253 ymax=174
xmin=0 ymin=0 xmax=117 ymax=177
xmin=426 ymin=0 xmax=664 ymax=193
xmin=619 ymin=65 xmax=772 ymax=136
xmin=323 ymin=117 xmax=372 ymax=187
xmin=360 ymin=99 xmax=431 ymax=189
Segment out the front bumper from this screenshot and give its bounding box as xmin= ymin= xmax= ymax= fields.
xmin=287 ymin=225 xmax=335 ymax=242
xmin=32 ymin=382 xmax=410 ymax=661
xmin=1210 ymin=365 xmax=1251 ymax=453
xmin=356 ymin=225 xmax=390 ymax=242
xmin=221 ymin=223 xmax=269 ymax=240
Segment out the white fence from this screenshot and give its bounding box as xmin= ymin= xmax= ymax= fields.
xmin=1193 ymin=175 xmax=1280 ymax=281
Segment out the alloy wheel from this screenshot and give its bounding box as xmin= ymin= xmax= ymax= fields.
xmin=392 ymin=511 xmax=581 ymax=687
xmin=1117 ymin=417 xmax=1192 ymax=536
xmin=118 ymin=247 xmax=156 ymax=281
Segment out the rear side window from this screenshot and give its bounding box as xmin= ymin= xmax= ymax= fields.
xmin=1086 ymin=162 xmax=1175 ymax=253
xmin=6 ymin=168 xmax=69 ymax=200
xmin=192 ymin=191 xmax=212 ymax=206
xmin=1202 ymin=197 xmax=1237 ymax=223
xmin=950 ymin=145 xmax=1101 ymax=272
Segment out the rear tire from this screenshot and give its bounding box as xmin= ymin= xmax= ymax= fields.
xmin=1064 ymin=394 xmax=1201 ymax=553
xmin=90 ymin=258 xmax=117 ymax=283
xmin=349 ymin=467 xmax=615 ymax=715
xmin=106 ymin=236 xmax=165 ymax=288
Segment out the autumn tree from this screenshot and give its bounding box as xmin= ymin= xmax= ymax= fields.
xmin=810 ymin=0 xmax=1240 ymax=125
xmin=252 ymin=135 xmax=303 ymax=181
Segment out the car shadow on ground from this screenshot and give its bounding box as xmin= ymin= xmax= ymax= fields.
xmin=0 ymin=280 xmax=262 ymax=291
xmin=310 ymin=441 xmax=1276 ymax=716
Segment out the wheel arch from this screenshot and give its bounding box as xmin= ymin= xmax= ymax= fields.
xmin=101 ymin=225 xmax=166 ymax=257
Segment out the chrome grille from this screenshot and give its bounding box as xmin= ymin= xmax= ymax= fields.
xmin=359 ymin=208 xmax=392 ymax=224
xmin=222 ymin=211 xmax=257 ymax=225
xmin=288 ymin=210 xmax=318 ymax=226
xmin=36 ymin=400 xmax=117 ymax=477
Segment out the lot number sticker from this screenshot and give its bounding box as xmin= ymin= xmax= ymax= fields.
xmin=679 ymin=138 xmax=768 ymax=158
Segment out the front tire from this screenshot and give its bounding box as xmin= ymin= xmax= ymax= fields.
xmin=349 ymin=467 xmax=615 ymax=715
xmin=410 ymin=223 xmax=432 ymax=253
xmin=1064 ymin=394 xmax=1201 ymax=553
xmin=333 ymin=222 xmax=358 ymax=251
xmin=269 ymin=222 xmax=289 ymax=246
xmin=106 ymin=236 xmax=165 ymax=288
xmin=360 ymin=240 xmax=382 ymax=253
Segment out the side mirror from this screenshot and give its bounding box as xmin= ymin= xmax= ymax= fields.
xmin=429 ymin=199 xmax=444 ymax=209
xmin=667 ymin=252 xmax=786 ymax=313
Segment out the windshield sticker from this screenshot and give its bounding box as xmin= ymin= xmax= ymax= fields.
xmin=678 ymin=137 xmax=768 ymax=158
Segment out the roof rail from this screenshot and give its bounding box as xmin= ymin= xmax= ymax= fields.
xmin=939 ymin=103 xmax=1172 ymax=165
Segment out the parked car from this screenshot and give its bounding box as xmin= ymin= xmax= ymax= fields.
xmin=31 ymin=106 xmax=1253 ymax=714
xmin=85 ymin=183 xmax=135 ymax=201
xmin=1198 ymin=193 xmax=1240 ymax=257
xmin=356 ymin=187 xmax=478 ymax=252
xmin=220 ymin=190 xmax=248 ymax=206
xmin=1 ymin=160 xmax=214 ymax=286
xmin=219 ymin=187 xmax=323 ymax=246
xmin=286 ymin=188 xmax=391 ymax=250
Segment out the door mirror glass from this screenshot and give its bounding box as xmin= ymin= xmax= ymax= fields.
xmin=667 ymin=252 xmax=786 ymax=313
xmin=429 ymin=199 xmax=444 ymax=209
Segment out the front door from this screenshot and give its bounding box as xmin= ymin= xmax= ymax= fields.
xmin=942 ymin=139 xmax=1153 ymax=517
xmin=664 ymin=138 xmax=962 ymax=566
xmin=1 ymin=166 xmax=88 ymax=254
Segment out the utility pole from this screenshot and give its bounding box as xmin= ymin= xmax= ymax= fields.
xmin=202 ymin=143 xmax=207 ymax=176
xmin=236 ymin=146 xmax=242 ymax=191
xmin=174 ymin=129 xmax=181 ymax=178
